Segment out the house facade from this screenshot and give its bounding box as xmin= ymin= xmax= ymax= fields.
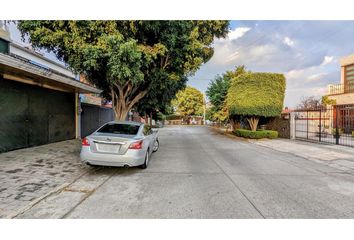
xmin=0 ymin=25 xmax=102 ymax=153
xmin=327 ymin=53 xmax=354 ymax=104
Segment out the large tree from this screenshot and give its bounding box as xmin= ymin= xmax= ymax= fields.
xmin=206 ymin=65 xmax=247 ymax=125
xmin=172 ymin=86 xmax=204 ymax=117
xmin=206 ymin=65 xmax=246 ymax=110
xmin=227 ymin=72 xmax=286 ymax=131
xmin=17 ymin=20 xmax=229 ymax=120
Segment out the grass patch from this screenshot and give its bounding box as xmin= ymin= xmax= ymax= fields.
xmin=233 ymin=129 xmax=278 ymax=139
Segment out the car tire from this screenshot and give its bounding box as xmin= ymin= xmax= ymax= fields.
xmin=139 ymin=150 xmax=149 ymax=169
xmin=153 ymin=139 xmax=159 ymax=152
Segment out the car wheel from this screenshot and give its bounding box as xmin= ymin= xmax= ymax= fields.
xmin=139 ymin=150 xmax=149 ymax=169
xmin=153 ymin=139 xmax=159 ymax=152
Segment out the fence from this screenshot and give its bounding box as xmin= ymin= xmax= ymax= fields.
xmin=293 ymin=104 xmax=354 ymax=147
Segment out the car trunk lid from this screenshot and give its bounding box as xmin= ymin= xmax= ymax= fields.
xmin=88 ymin=133 xmax=141 ymax=155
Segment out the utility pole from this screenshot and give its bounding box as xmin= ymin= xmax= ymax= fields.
xmin=203 ymin=93 xmax=206 ymax=125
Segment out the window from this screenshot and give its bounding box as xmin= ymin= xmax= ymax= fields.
xmin=0 ymin=39 xmax=9 ymax=54
xmin=97 ymin=123 xmax=140 ymax=135
xmin=345 ymin=65 xmax=354 ymax=90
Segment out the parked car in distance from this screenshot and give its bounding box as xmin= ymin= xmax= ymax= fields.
xmin=80 ymin=121 xmax=159 ymax=169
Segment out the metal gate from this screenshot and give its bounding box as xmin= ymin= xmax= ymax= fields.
xmin=0 ymin=78 xmax=75 ymax=153
xmin=294 ymin=104 xmax=354 ymax=147
xmin=80 ymin=103 xmax=114 ymax=137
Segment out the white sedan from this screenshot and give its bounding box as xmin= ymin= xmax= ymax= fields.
xmin=80 ymin=121 xmax=159 ymax=169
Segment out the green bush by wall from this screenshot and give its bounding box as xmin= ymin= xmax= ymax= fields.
xmin=227 ymin=72 xmax=286 ymax=117
xmin=234 ymin=129 xmax=278 ymax=139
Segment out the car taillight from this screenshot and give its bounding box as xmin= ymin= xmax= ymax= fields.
xmin=82 ymin=137 xmax=90 ymax=146
xmin=129 ymin=140 xmax=143 ymax=150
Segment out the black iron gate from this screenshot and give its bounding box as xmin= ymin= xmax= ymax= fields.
xmin=80 ymin=103 xmax=114 ymax=137
xmin=294 ymin=104 xmax=354 ymax=147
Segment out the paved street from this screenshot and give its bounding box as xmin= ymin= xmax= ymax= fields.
xmin=2 ymin=126 xmax=354 ymax=218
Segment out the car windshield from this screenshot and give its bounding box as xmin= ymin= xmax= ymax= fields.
xmin=97 ymin=123 xmax=140 ymax=135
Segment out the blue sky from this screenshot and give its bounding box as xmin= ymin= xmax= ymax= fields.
xmin=8 ymin=21 xmax=354 ymax=108
xmin=189 ymin=20 xmax=354 ymax=108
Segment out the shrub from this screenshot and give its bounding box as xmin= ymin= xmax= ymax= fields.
xmin=227 ymin=72 xmax=286 ymax=131
xmin=166 ymin=114 xmax=183 ymax=120
xmin=233 ymin=129 xmax=278 ymax=139
xmin=331 ymin=128 xmax=343 ymax=135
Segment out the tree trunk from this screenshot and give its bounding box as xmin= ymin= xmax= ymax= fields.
xmin=113 ymin=100 xmax=129 ymax=121
xmin=150 ymin=112 xmax=153 ymax=127
xmin=229 ymin=118 xmax=236 ymax=131
xmin=247 ymin=116 xmax=259 ymax=131
xmin=110 ymin=84 xmax=148 ymax=121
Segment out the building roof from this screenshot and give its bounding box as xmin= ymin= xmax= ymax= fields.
xmin=0 ymin=53 xmax=101 ymax=94
xmin=340 ymin=53 xmax=354 ymax=67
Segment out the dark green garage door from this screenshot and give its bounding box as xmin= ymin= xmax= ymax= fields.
xmin=0 ymin=78 xmax=76 ymax=153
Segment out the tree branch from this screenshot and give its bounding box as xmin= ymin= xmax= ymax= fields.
xmin=127 ymin=90 xmax=148 ymax=110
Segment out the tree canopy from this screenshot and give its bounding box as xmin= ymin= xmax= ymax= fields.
xmin=172 ymin=86 xmax=204 ymax=117
xmin=17 ymin=20 xmax=229 ymax=120
xmin=296 ymin=96 xmax=321 ymax=109
xmin=227 ymin=72 xmax=286 ymax=131
xmin=206 ymin=65 xmax=247 ymax=124
xmin=206 ymin=65 xmax=247 ymax=110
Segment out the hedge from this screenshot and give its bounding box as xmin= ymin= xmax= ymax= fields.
xmin=166 ymin=114 xmax=183 ymax=120
xmin=227 ymin=72 xmax=286 ymax=117
xmin=233 ymin=129 xmax=278 ymax=139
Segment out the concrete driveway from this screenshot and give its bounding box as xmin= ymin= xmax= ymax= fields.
xmin=2 ymin=126 xmax=354 ymax=218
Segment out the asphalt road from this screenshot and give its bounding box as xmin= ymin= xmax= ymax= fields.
xmin=17 ymin=126 xmax=354 ymax=218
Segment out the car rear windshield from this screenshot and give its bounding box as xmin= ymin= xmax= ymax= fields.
xmin=97 ymin=123 xmax=140 ymax=135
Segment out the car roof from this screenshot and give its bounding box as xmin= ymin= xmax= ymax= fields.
xmin=106 ymin=121 xmax=144 ymax=126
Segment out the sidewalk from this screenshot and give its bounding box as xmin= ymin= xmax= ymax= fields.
xmin=0 ymin=140 xmax=89 ymax=218
xmin=250 ymin=138 xmax=354 ymax=172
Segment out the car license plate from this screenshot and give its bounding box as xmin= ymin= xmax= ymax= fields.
xmin=97 ymin=143 xmax=120 ymax=153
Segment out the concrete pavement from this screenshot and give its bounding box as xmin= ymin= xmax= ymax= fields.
xmin=0 ymin=140 xmax=89 ymax=218
xmin=3 ymin=126 xmax=354 ymax=218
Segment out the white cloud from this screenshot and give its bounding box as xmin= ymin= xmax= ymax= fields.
xmin=216 ymin=27 xmax=251 ymax=44
xmin=226 ymin=51 xmax=239 ymax=62
xmin=283 ymin=37 xmax=295 ymax=47
xmin=308 ymin=73 xmax=328 ymax=81
xmin=228 ymin=27 xmax=251 ymax=40
xmin=321 ymin=55 xmax=334 ymax=65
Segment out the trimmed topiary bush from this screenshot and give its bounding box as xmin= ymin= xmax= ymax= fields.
xmin=227 ymin=72 xmax=286 ymax=131
xmin=233 ymin=129 xmax=278 ymax=139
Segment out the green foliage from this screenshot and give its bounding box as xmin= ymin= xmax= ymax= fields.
xmin=166 ymin=114 xmax=183 ymax=120
xmin=233 ymin=129 xmax=278 ymax=139
xmin=206 ymin=105 xmax=228 ymax=123
xmin=227 ymin=72 xmax=286 ymax=117
xmin=206 ymin=66 xmax=247 ymax=123
xmin=172 ymin=86 xmax=204 ymax=116
xmin=17 ymin=20 xmax=229 ymax=120
xmin=206 ymin=66 xmax=247 ymax=110
xmin=332 ymin=128 xmax=343 ymax=135
xmin=155 ymin=112 xmax=166 ymax=121
xmin=321 ymin=95 xmax=337 ymax=106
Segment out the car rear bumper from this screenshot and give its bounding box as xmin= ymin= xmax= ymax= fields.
xmin=80 ymin=147 xmax=146 ymax=167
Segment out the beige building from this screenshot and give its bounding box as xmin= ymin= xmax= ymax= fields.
xmin=328 ymin=53 xmax=354 ymax=104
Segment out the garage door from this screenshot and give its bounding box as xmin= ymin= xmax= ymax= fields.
xmin=0 ymin=78 xmax=75 ymax=153
xmin=81 ymin=103 xmax=114 ymax=137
